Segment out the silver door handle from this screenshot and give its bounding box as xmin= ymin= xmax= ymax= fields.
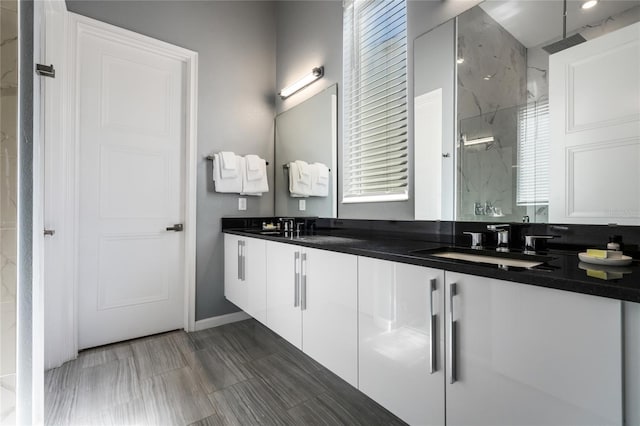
xmin=429 ymin=278 xmax=437 ymax=374
xmin=44 ymin=229 xmax=55 ymax=236
xmin=449 ymin=282 xmax=458 ymax=384
xmin=294 ymin=251 xmax=300 ymax=307
xmin=301 ymin=253 xmax=307 ymax=311
xmin=166 ymin=223 xmax=184 ymax=232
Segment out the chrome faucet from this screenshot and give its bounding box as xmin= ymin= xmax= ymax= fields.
xmin=279 ymin=217 xmax=295 ymax=233
xmin=487 ymin=224 xmax=510 ymax=252
xmin=464 ymin=231 xmax=484 ymax=250
xmin=524 ymin=235 xmax=556 ymax=254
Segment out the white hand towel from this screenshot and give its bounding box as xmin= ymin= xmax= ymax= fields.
xmin=219 ymin=151 xmax=238 ymax=178
xmin=310 ymin=163 xmax=329 ymax=197
xmin=294 ymin=160 xmax=312 ymax=185
xmin=289 ymin=162 xmax=311 ymax=197
xmin=245 ymin=155 xmax=266 ymax=182
xmin=241 ymin=156 xmax=268 ymax=195
xmin=213 ymin=154 xmax=243 ymax=193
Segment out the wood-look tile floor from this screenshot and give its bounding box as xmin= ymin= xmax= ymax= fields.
xmin=45 ymin=319 xmax=407 ymax=426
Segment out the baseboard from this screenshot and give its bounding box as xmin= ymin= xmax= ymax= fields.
xmin=194 ymin=311 xmax=252 ymax=331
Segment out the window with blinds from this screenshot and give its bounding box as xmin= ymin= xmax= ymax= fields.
xmin=517 ymin=100 xmax=550 ymax=206
xmin=343 ymin=0 xmax=408 ymax=203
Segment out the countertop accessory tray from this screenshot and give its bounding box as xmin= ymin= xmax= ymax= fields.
xmin=577 ymin=252 xmax=633 ymax=266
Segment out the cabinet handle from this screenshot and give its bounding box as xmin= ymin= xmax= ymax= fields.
xmin=241 ymin=241 xmax=246 ymax=281
xmin=429 ymin=278 xmax=437 ymax=374
xmin=237 ymin=240 xmax=242 ymax=280
xmin=449 ymin=282 xmax=457 ymax=384
xmin=294 ymin=251 xmax=300 ymax=307
xmin=301 ymin=253 xmax=307 ymax=311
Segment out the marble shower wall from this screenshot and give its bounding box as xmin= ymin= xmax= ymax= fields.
xmin=456 ymin=6 xmax=529 ymax=222
xmin=0 ymin=0 xmax=17 ymax=424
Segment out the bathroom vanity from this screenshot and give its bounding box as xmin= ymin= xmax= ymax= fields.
xmin=223 ymin=218 xmax=639 ymax=426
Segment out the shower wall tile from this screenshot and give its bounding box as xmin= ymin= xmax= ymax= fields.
xmin=0 ymin=301 xmax=16 ymax=377
xmin=0 ymin=374 xmax=15 ymax=425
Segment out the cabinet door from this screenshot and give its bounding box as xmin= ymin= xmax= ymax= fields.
xmin=445 ymin=272 xmax=622 ymax=426
xmin=244 ymin=237 xmax=267 ymax=324
xmin=224 ymin=234 xmax=246 ymax=309
xmin=302 ymin=247 xmax=358 ymax=387
xmin=358 ymin=257 xmax=445 ymax=426
xmin=266 ymin=241 xmax=302 ymax=349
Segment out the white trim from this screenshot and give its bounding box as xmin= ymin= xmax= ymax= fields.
xmin=194 ymin=312 xmax=252 ymax=332
xmin=342 ymin=192 xmax=409 ymax=203
xmin=44 ymin=10 xmax=198 ymax=367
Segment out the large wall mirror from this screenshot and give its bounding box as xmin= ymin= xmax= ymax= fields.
xmin=415 ymin=0 xmax=640 ymax=225
xmin=275 ymin=84 xmax=338 ymax=217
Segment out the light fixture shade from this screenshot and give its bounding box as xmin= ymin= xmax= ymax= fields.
xmin=582 ymin=0 xmax=598 ymax=9
xmin=279 ymin=66 xmax=325 ymax=99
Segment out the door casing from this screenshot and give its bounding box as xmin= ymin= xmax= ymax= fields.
xmin=43 ymin=6 xmax=198 ymax=368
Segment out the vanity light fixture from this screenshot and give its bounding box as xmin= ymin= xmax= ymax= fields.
xmin=457 ymin=57 xmax=465 ymax=64
xmin=279 ymin=66 xmax=325 ymax=99
xmin=581 ymin=0 xmax=598 ymax=9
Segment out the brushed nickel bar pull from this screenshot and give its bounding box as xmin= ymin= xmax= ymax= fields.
xmin=237 ymin=240 xmax=242 ymax=280
xmin=301 ymin=253 xmax=308 ymax=311
xmin=240 ymin=241 xmax=246 ymax=281
xmin=294 ymin=251 xmax=300 ymax=307
xmin=429 ymin=278 xmax=437 ymax=374
xmin=449 ymin=282 xmax=458 ymax=384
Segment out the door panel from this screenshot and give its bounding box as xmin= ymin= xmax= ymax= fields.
xmin=302 ymin=248 xmax=358 ymax=387
xmin=77 ymin=22 xmax=185 ymax=349
xmin=244 ymin=238 xmax=267 ymax=324
xmin=359 ymin=258 xmax=445 ymax=425
xmin=266 ymin=241 xmax=302 ymax=349
xmin=445 ymin=272 xmax=622 ymax=426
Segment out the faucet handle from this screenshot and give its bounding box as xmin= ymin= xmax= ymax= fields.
xmin=463 ymin=231 xmax=484 ymax=249
xmin=524 ymin=235 xmax=556 ymax=254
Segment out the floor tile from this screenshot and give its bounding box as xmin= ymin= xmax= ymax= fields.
xmin=70 ymin=397 xmax=149 ymax=426
xmin=142 ymin=366 xmax=215 ymax=426
xmin=209 ymin=378 xmax=295 ymax=425
xmin=132 ymin=331 xmax=187 ymax=380
xmin=79 ymin=342 xmax=133 ymax=369
xmin=245 ymin=353 xmax=327 ymax=408
xmin=185 ymin=346 xmax=253 ymax=394
xmin=44 ymin=358 xmax=83 ymax=393
xmin=73 ymin=357 xmax=141 ymax=420
xmin=188 ymin=412 xmax=227 ymax=426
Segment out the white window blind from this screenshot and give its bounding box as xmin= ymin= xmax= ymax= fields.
xmin=517 ymin=100 xmax=550 ymax=206
xmin=343 ymin=0 xmax=408 ymax=203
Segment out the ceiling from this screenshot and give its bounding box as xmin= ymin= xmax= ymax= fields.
xmin=479 ymin=0 xmax=639 ymax=48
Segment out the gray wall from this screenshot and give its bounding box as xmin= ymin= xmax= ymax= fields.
xmin=66 ymin=1 xmax=277 ymax=321
xmin=275 ymin=0 xmax=480 ymax=220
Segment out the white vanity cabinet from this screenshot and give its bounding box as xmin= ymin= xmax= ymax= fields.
xmin=444 ymin=271 xmax=623 ymax=426
xmin=223 ymin=234 xmax=267 ymax=323
xmin=358 ymin=257 xmax=445 ymax=426
xmin=266 ymin=241 xmax=358 ymax=386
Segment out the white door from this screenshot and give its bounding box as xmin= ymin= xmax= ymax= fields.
xmin=358 ymin=258 xmax=445 ymax=426
xmin=302 ymin=248 xmax=358 ymax=387
xmin=445 ymin=272 xmax=622 ymax=426
xmin=266 ymin=241 xmax=303 ymax=348
xmin=549 ymin=22 xmax=640 ymax=224
xmin=76 ymin=18 xmax=187 ymax=349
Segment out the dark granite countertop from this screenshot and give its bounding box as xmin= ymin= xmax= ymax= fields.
xmin=223 ymin=227 xmax=640 ymax=303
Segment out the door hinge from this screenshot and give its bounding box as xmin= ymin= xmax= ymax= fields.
xmin=36 ymin=63 xmax=56 ymax=78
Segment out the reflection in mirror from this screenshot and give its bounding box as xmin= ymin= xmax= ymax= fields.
xmin=275 ymin=84 xmax=338 ymax=217
xmin=455 ymin=0 xmax=639 ymax=224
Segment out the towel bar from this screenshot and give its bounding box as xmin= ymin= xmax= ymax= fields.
xmin=205 ymin=155 xmax=269 ymax=165
xmin=283 ymin=164 xmax=331 ymax=172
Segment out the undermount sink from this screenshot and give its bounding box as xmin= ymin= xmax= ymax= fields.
xmin=410 ymin=247 xmax=554 ymax=269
